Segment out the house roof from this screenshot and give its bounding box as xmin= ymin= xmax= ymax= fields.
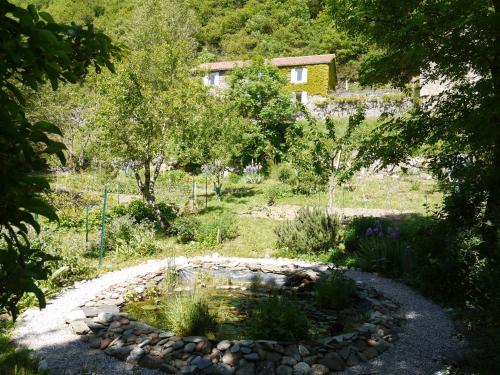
xmin=198 ymin=54 xmax=336 ymax=72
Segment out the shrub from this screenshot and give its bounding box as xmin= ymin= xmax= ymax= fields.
xmin=265 ymin=184 xmax=293 ymax=206
xmin=355 ymin=237 xmax=410 ymax=277
xmin=226 ymin=172 xmax=241 ymax=184
xmin=275 ymin=208 xmax=341 ymax=254
xmin=30 ymin=231 xmax=97 ymax=288
xmin=164 ymin=293 xmax=218 ymax=336
xmin=105 ymin=215 xmax=159 ymax=258
xmin=245 ymin=294 xmax=309 ymax=340
xmin=161 ymin=169 xmax=191 ymax=187
xmin=47 ymin=190 xmax=100 ymax=229
xmin=315 ymin=271 xmax=356 ymax=310
xmin=171 ymin=215 xmax=199 ymax=244
xmin=196 ymin=213 xmax=238 ymax=245
xmin=117 ymin=199 xmax=178 ymax=228
xmin=270 ymin=163 xmax=295 ymax=184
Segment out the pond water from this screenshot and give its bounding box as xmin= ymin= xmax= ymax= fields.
xmin=122 ymin=281 xmax=371 ymax=341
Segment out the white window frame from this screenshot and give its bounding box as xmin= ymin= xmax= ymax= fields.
xmin=300 ymin=91 xmax=308 ymax=104
xmin=203 ymin=71 xmax=220 ymax=86
xmin=291 ymin=91 xmax=308 ymax=104
xmin=290 ymin=67 xmax=308 ymax=83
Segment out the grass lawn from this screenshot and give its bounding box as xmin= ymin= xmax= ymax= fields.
xmin=36 ymin=168 xmax=443 ymax=280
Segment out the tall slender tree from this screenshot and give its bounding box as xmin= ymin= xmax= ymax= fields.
xmin=95 ymin=0 xmax=199 ymax=229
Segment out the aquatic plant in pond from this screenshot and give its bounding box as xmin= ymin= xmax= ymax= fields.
xmin=164 ymin=293 xmax=218 ymax=336
xmin=122 ymin=280 xmax=372 ymax=341
xmin=245 ymin=293 xmax=310 ymax=340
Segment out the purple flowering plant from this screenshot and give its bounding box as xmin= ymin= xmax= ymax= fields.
xmin=243 ymin=162 xmax=263 ymax=184
xmin=365 ymin=220 xmax=400 ymax=239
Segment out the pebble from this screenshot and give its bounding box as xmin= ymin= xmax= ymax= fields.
xmin=277 ymin=364 xmax=293 ymax=375
xmin=311 ymin=363 xmax=329 ymax=375
xmin=282 ymin=356 xmax=297 ymax=366
xmin=70 ymin=320 xmax=90 ymax=335
xmin=127 ymin=346 xmax=145 ymax=362
xmin=298 ymin=345 xmax=310 ymax=356
xmin=293 ymin=362 xmax=311 ymax=375
xmin=243 ymin=352 xmax=259 ymax=361
xmin=218 ymin=340 xmax=231 ymax=350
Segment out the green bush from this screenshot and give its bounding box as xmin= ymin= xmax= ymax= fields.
xmin=171 ymin=215 xmax=199 ymax=244
xmin=264 ymin=184 xmax=293 ymax=206
xmin=344 ymin=216 xmax=392 ymax=253
xmin=246 ymin=294 xmax=309 ymax=340
xmin=105 ymin=215 xmax=159 ymax=258
xmin=164 ymin=293 xmax=218 ymax=336
xmin=226 ymin=172 xmax=242 ymax=184
xmin=160 ymin=169 xmax=191 ymax=187
xmin=115 ymin=200 xmax=178 ymax=228
xmin=270 ymin=163 xmax=295 ymax=184
xmin=315 ymin=271 xmax=356 ymax=310
xmin=275 ymin=208 xmax=341 ymax=254
xmin=355 ymin=237 xmax=410 ymax=277
xmin=31 ymin=231 xmax=97 ymax=286
xmin=196 ymin=213 xmax=238 ymax=246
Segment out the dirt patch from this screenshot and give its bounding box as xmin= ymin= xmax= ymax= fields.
xmin=242 ymin=204 xmax=414 ymax=222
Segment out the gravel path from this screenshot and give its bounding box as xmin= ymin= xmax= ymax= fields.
xmin=340 ymin=269 xmax=463 ymax=375
xmin=13 ymin=256 xmax=462 ymax=375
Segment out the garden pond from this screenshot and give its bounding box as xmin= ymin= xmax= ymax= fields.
xmin=121 ymin=265 xmax=375 ymax=341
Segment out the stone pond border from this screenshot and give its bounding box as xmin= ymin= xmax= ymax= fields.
xmin=13 ymin=256 xmax=464 ymax=374
xmin=73 ymin=258 xmax=403 ymax=374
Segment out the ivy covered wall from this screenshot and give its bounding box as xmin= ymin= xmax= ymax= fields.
xmin=280 ymin=63 xmax=336 ymax=97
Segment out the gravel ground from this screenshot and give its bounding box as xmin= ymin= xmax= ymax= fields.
xmin=13 ymin=256 xmax=463 ymax=374
xmin=340 ymin=269 xmax=464 ymax=375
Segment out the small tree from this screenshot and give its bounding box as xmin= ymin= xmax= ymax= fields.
xmin=26 ymin=81 xmax=99 ymax=171
xmin=229 ymin=60 xmax=298 ymax=163
xmin=178 ymin=95 xmax=248 ymax=197
xmin=95 ymin=0 xmax=198 ymax=229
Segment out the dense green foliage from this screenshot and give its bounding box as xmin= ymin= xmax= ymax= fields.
xmin=104 ymin=215 xmax=160 ymax=259
xmin=275 ymin=208 xmax=340 ymax=254
xmin=329 ymin=2 xmax=500 ymax=371
xmin=245 ymin=294 xmax=310 ymax=340
xmin=172 ymin=212 xmax=238 ymax=246
xmin=114 ymin=200 xmax=178 ymax=229
xmin=228 ymin=60 xmax=297 ymax=163
xmin=0 ymin=0 xmax=116 ymax=319
xmin=343 ymin=216 xmax=392 ymax=253
xmin=14 ymin=0 xmax=371 ymax=81
xmin=315 ymin=271 xmax=356 ymax=310
xmin=196 ymin=213 xmax=239 ymax=246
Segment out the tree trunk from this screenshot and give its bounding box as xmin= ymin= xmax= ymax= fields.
xmin=133 ymin=160 xmax=168 ymax=231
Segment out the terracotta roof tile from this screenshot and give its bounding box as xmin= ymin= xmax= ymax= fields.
xmin=198 ymin=54 xmax=335 ymax=72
